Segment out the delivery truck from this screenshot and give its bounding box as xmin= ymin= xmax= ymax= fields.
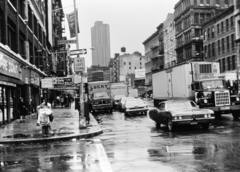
xmin=152 ymin=61 xmax=240 ymax=120
xmin=88 ymin=81 xmax=113 ymax=114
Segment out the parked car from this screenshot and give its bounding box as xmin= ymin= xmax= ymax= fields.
xmin=123 ymin=99 xmax=148 ymax=115
xmin=148 ymin=100 xmax=214 ymax=131
xmin=119 ymin=97 xmax=135 ymax=111
xmin=112 ymin=95 xmax=126 ymax=109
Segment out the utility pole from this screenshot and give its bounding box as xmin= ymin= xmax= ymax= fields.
xmin=73 ymin=0 xmax=85 ymax=128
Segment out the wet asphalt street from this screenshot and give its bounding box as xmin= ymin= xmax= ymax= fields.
xmin=1 ymin=100 xmax=240 ymax=172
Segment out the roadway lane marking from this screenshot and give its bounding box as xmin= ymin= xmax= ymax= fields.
xmin=94 ymin=139 xmax=113 ymax=172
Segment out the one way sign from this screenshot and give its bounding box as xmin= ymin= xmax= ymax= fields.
xmin=70 ymin=49 xmax=87 ymax=56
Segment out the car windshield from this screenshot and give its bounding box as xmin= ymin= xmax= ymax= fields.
xmin=125 ymin=99 xmax=143 ymax=105
xmin=167 ymin=101 xmax=197 ymax=109
xmin=114 ymin=95 xmax=126 ymax=100
xmin=201 ymin=79 xmax=225 ymax=89
xmin=121 ymin=97 xmax=135 ymax=102
xmin=93 ymin=92 xmax=109 ymax=98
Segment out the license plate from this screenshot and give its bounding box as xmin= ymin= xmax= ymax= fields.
xmin=220 ymin=106 xmax=230 ymax=110
xmin=190 ymin=121 xmax=198 ymax=125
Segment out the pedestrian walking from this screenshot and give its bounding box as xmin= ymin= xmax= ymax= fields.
xmin=37 ymin=99 xmax=54 ymax=137
xmin=18 ymin=97 xmax=28 ymax=123
xmin=60 ymin=96 xmax=64 ymax=108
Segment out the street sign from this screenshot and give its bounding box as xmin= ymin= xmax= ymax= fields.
xmin=74 ymin=57 xmax=85 ymax=72
xmin=70 ymin=49 xmax=87 ymax=56
xmin=57 ymin=40 xmax=77 ymax=45
xmin=41 ymin=78 xmax=53 ymax=88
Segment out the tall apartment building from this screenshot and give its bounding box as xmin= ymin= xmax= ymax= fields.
xmin=0 ymin=0 xmax=65 ymax=126
xmin=163 ymin=13 xmax=176 ymax=68
xmin=202 ymin=6 xmax=236 ymax=74
xmin=91 ymin=21 xmax=111 ymax=67
xmin=174 ymin=0 xmax=233 ymax=64
xmin=142 ymin=30 xmax=159 ymax=88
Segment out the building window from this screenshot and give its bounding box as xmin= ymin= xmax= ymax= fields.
xmin=200 ymin=0 xmax=203 ymax=5
xmin=206 ymin=0 xmax=210 ymax=5
xmin=216 ymin=0 xmax=220 ymax=6
xmin=194 ymin=13 xmax=199 ymax=24
xmin=226 ymin=36 xmax=230 ymax=51
xmin=211 ymin=26 xmax=214 ymax=38
xmin=135 ymin=67 xmax=136 ymax=69
xmin=221 ymin=22 xmax=224 ymax=33
xmin=225 ymin=0 xmax=229 ymax=7
xmin=204 ymin=46 xmax=207 ymax=58
xmin=140 ymin=58 xmax=142 ymax=60
xmin=222 ymin=38 xmax=225 ymax=53
xmin=140 ymin=67 xmax=142 ymax=69
xmin=208 ymin=44 xmax=211 ymax=58
xmin=231 ymin=34 xmax=235 ymax=49
xmin=207 ymin=28 xmax=211 ymax=39
xmin=230 ymin=16 xmax=234 ymax=28
xmin=8 ymin=21 xmax=17 ymax=53
xmin=129 ymin=67 xmax=131 ymax=69
xmin=232 ymin=55 xmax=235 ymax=70
xmin=222 ymin=58 xmax=225 ymax=72
xmin=218 ymin=40 xmax=221 ymax=54
xmin=124 ymin=62 xmax=126 ymax=65
xmin=129 ymin=62 xmax=131 ymax=65
xmin=194 ymin=0 xmax=197 ymax=6
xmin=212 ymin=42 xmax=215 ymax=57
xmin=200 ymin=13 xmax=205 ymax=24
xmin=204 ymin=30 xmax=207 ymax=40
xmin=227 ymin=57 xmax=231 ymax=71
xmin=217 ymin=24 xmax=220 ymax=34
xmin=0 ymin=11 xmax=2 ymax=43
xmin=226 ymin=19 xmax=229 ymax=31
xmin=140 ymin=62 xmax=142 ymax=65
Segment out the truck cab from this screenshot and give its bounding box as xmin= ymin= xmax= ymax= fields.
xmin=191 ymin=78 xmax=240 ymax=119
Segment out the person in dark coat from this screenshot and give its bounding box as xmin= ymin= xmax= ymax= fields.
xmin=18 ymin=97 xmax=28 ymax=122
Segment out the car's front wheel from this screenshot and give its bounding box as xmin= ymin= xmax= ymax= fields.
xmin=202 ymin=123 xmax=210 ymax=130
xmin=232 ymin=111 xmax=240 ymax=120
xmin=155 ymin=122 xmax=161 ymax=129
xmin=167 ymin=118 xmax=174 ymax=131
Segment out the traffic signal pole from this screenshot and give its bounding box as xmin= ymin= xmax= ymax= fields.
xmin=73 ymin=0 xmax=85 ymax=128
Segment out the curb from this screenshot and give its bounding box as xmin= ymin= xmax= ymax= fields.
xmin=0 ymin=128 xmax=103 ymax=144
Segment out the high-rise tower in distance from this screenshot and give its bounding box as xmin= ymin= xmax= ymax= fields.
xmin=91 ymin=21 xmax=111 ymax=66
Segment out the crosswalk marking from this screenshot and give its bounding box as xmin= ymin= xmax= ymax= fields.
xmin=94 ymin=139 xmax=113 ymax=172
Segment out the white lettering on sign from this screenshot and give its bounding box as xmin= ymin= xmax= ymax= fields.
xmin=0 ymin=52 xmax=18 ymax=75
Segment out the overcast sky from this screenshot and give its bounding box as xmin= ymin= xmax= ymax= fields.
xmin=61 ymin=0 xmax=178 ymax=68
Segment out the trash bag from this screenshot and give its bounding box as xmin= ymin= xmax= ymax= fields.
xmin=79 ymin=118 xmax=86 ymax=129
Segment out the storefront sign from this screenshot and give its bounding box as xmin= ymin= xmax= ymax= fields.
xmin=0 ymin=81 xmax=16 ymax=87
xmin=52 ymin=76 xmax=73 ymax=85
xmin=41 ymin=78 xmax=53 ymax=88
xmin=31 ymin=71 xmax=40 ymax=86
xmin=0 ymin=52 xmax=19 ymax=79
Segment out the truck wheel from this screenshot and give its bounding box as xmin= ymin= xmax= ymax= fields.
xmin=214 ymin=112 xmax=221 ymax=119
xmin=232 ymin=111 xmax=240 ymax=120
xmin=202 ymin=123 xmax=209 ymax=130
xmin=167 ymin=118 xmax=174 ymax=131
xmin=155 ymin=122 xmax=161 ymax=129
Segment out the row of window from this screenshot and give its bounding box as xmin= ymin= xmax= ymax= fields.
xmin=204 ymin=16 xmax=234 ymax=40
xmin=204 ymin=34 xmax=235 ymax=58
xmin=124 ymin=62 xmax=142 ymax=65
xmin=175 ymin=0 xmax=229 ymax=18
xmin=218 ymin=55 xmax=236 ymax=73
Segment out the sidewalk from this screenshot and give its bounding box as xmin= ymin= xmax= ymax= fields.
xmin=0 ymin=103 xmax=103 ymax=144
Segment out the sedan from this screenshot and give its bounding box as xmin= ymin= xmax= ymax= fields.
xmin=148 ymin=100 xmax=214 ymax=131
xmin=123 ymin=99 xmax=148 ymax=115
xmin=119 ymin=96 xmax=135 ymax=111
xmin=112 ymin=95 xmax=126 ymax=109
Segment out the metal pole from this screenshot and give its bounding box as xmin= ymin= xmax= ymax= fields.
xmin=73 ymin=0 xmax=84 ymax=127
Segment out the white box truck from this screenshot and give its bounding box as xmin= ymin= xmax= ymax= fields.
xmin=152 ymin=61 xmax=240 ymax=120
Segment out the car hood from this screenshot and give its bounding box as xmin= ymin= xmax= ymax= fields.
xmin=126 ymin=103 xmax=146 ymax=108
xmin=169 ymin=108 xmax=213 ymax=116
